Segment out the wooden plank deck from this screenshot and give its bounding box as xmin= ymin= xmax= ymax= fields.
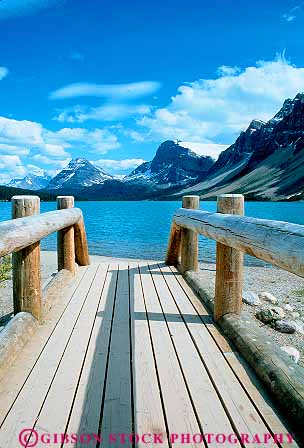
xmin=0 ymin=261 xmax=298 ymax=448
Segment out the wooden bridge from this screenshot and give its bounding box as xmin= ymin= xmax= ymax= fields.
xmin=0 ymin=195 xmax=303 ymax=448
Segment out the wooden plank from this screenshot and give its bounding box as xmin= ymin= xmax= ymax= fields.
xmin=173 ymin=208 xmax=304 ymax=277
xmin=0 ymin=264 xmax=98 ymax=447
xmin=100 ymin=263 xmax=132 ymax=440
xmin=0 ymin=208 xmax=82 ymax=258
xmin=224 ymin=352 xmax=299 ymax=448
xmin=149 ymin=263 xmax=241 ymax=448
xmin=139 ymin=262 xmax=201 ymax=448
xmin=160 ymin=264 xmax=279 ymax=447
xmin=63 ymin=264 xmax=118 ymax=444
xmin=170 ymin=267 xmax=236 ymax=353
xmin=34 ymin=263 xmax=108 ymax=434
xmin=129 ymin=262 xmax=169 ymax=447
xmin=0 ymin=266 xmax=87 ymax=424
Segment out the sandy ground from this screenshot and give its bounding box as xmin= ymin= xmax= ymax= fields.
xmin=1 ymin=252 xmax=303 ymax=367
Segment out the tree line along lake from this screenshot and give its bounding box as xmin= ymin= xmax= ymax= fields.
xmin=0 ymin=200 xmax=303 ymax=266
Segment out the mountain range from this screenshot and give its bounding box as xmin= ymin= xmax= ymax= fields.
xmin=3 ymin=93 xmax=304 ymax=201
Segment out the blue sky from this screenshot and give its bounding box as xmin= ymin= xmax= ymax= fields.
xmin=0 ymin=0 xmax=304 ymax=182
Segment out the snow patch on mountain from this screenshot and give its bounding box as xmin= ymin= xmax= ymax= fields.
xmin=8 ymin=172 xmax=52 ymax=190
xmin=47 ymin=158 xmax=114 ymax=190
xmin=177 ymin=141 xmax=230 ymax=160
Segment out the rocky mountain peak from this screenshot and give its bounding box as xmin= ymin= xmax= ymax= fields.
xmin=248 ymin=119 xmax=265 ymax=132
xmin=126 ymin=140 xmax=214 ymax=187
xmin=47 ymin=157 xmax=113 ymax=190
xmin=7 ymin=172 xmax=51 ymax=191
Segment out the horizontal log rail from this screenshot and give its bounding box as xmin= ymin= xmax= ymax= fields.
xmin=166 ymin=194 xmax=304 ymax=321
xmin=0 ymin=208 xmax=83 ymax=258
xmin=173 ymin=208 xmax=304 ymax=278
xmin=1 ymin=195 xmax=90 ymax=322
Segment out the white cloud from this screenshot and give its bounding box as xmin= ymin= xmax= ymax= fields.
xmin=54 ymin=103 xmax=152 ymax=123
xmin=0 ymin=116 xmax=43 ymax=146
xmin=0 ymin=155 xmax=26 ymax=182
xmin=50 ymin=81 xmax=161 ymax=100
xmin=282 ymin=5 xmax=302 ymax=22
xmin=139 ymin=56 xmax=304 ymax=144
xmin=44 ymin=143 xmax=69 ymax=157
xmin=94 ymin=158 xmax=146 ymax=171
xmin=0 ymin=143 xmax=29 ymax=155
xmin=0 ymin=114 xmax=122 ymax=182
xmin=46 ymin=127 xmax=120 ymax=153
xmin=32 ymin=154 xmax=71 ymax=167
xmin=0 ymin=66 xmax=9 ymax=80
xmin=0 ymin=0 xmax=64 ymax=19
xmin=179 ymin=142 xmax=229 ymax=159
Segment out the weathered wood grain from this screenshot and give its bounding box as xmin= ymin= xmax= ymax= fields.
xmin=57 ymin=196 xmax=75 ymax=273
xmin=12 ymin=196 xmax=42 ymax=321
xmin=165 ymin=222 xmax=182 ymax=266
xmin=214 ymin=194 xmax=244 ymax=321
xmin=0 ymin=208 xmax=82 ymax=258
xmin=174 ymin=208 xmax=304 ymax=277
xmin=180 ymin=195 xmax=199 ymax=273
xmin=74 ymin=218 xmax=90 ymax=266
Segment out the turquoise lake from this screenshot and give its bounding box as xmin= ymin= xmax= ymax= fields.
xmin=0 ymin=201 xmax=303 ymax=266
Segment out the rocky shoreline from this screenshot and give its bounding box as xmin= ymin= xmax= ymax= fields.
xmin=196 ymin=263 xmax=304 ymax=368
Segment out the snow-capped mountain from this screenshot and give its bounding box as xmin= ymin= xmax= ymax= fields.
xmin=177 ymin=93 xmax=304 ymax=200
xmin=124 ymin=140 xmax=214 ymax=188
xmin=80 ymin=140 xmax=215 ymax=200
xmin=8 ymin=172 xmax=52 ymax=191
xmin=47 ymin=158 xmax=114 ymax=191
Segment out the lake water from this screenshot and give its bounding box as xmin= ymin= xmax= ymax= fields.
xmin=0 ymin=201 xmax=303 ymax=266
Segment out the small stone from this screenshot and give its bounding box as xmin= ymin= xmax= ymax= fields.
xmin=256 ymin=308 xmax=274 ymax=323
xmin=291 ymin=312 xmax=300 ymax=319
xmin=243 ymin=291 xmax=261 ymax=306
xmin=293 ymin=321 xmax=304 ymax=335
xmin=284 ymin=304 xmax=294 ymax=312
xmin=271 ymin=306 xmax=285 ymax=319
xmin=259 ymin=292 xmax=277 ymax=304
xmin=274 ymin=320 xmax=296 ymax=334
xmin=280 ymin=346 xmax=300 ymax=363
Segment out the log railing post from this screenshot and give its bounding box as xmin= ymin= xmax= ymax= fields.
xmin=165 ymin=222 xmax=182 ymax=266
xmin=180 ymin=195 xmax=200 ymax=273
xmin=12 ymin=196 xmax=42 ymax=321
xmin=214 ymin=194 xmax=244 ymax=321
xmin=57 ymin=196 xmax=75 ymax=274
xmin=74 ymin=218 xmax=90 ymax=266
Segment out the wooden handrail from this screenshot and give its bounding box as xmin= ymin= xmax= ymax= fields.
xmin=0 ymin=208 xmax=83 ymax=257
xmin=166 ymin=194 xmax=304 ymax=321
xmin=1 ymin=195 xmax=90 ymax=322
xmin=173 ymin=207 xmax=304 ymax=277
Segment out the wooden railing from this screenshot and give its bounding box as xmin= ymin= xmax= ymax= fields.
xmin=166 ymin=194 xmax=304 ymax=321
xmin=0 ymin=195 xmax=90 ymax=322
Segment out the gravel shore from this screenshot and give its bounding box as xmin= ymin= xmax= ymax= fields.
xmin=1 ymin=252 xmax=303 ymax=367
xmin=196 ymin=262 xmax=304 ymax=368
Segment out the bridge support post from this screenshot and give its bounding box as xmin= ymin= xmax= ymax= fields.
xmin=180 ymin=195 xmax=200 ymax=272
xmin=214 ymin=194 xmax=244 ymax=321
xmin=57 ymin=196 xmax=75 ymax=274
xmin=74 ymin=218 xmax=90 ymax=266
xmin=165 ymin=222 xmax=182 ymax=266
xmin=12 ymin=196 xmax=42 ymax=321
